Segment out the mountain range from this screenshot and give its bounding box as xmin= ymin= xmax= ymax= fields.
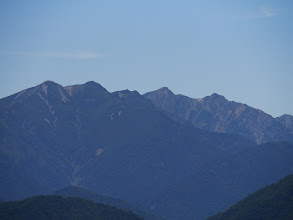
xmin=0 ymin=81 xmax=292 ymax=220
xmin=144 ymin=87 xmax=293 ymax=144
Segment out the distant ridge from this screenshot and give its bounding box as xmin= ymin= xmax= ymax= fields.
xmin=144 ymin=87 xmax=293 ymax=144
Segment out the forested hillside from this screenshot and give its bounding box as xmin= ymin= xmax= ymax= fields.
xmin=207 ymin=174 xmax=293 ymax=220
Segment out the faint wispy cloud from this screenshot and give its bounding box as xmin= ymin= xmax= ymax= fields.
xmin=259 ymin=6 xmax=276 ymax=18
xmin=237 ymin=6 xmax=277 ymax=20
xmin=3 ymin=51 xmax=103 ymax=59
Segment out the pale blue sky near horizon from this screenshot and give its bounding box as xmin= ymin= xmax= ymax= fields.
xmin=0 ymin=0 xmax=292 ymax=117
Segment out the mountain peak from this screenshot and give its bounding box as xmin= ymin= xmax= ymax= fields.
xmin=276 ymin=114 xmax=293 ymax=132
xmin=38 ymin=81 xmax=60 ymax=95
xmin=38 ymin=80 xmax=63 ymax=89
xmin=64 ymin=81 xmax=108 ymax=97
xmin=115 ymin=90 xmax=140 ymax=99
xmin=143 ymin=87 xmax=175 ymax=103
xmin=35 ymin=81 xmax=71 ymax=104
xmin=279 ymin=114 xmax=293 ymax=118
xmin=208 ymin=93 xmax=226 ymax=101
xmin=43 ymin=80 xmax=57 ymax=85
xmin=210 ymin=93 xmax=221 ymax=97
xmin=159 ymin=87 xmax=172 ymax=92
xmin=85 ymin=81 xmax=98 ymax=86
xmin=156 ymin=87 xmax=175 ymax=96
xmin=84 ymin=81 xmax=108 ymax=92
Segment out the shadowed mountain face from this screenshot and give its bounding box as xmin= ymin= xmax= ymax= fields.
xmin=1 ymin=81 xmax=293 ymax=220
xmin=144 ymin=87 xmax=293 ymax=144
xmin=207 ymin=174 xmax=293 ymax=220
xmin=141 ymin=142 xmax=293 ymax=220
xmin=0 ymin=195 xmax=143 ymax=220
xmin=276 ymin=114 xmax=293 ymax=133
xmin=0 ymin=81 xmax=254 ymax=200
xmin=53 ymin=186 xmax=163 ymax=220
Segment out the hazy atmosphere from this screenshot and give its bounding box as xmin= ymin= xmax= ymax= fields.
xmin=1 ymin=0 xmax=292 ymax=116
xmin=1 ymin=2 xmax=293 ymax=220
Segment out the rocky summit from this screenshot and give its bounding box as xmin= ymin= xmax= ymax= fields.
xmin=144 ymin=87 xmax=293 ymax=144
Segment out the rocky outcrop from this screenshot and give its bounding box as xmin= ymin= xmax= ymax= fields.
xmin=144 ymin=88 xmax=293 ymax=144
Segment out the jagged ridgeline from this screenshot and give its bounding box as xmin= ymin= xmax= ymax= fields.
xmin=144 ymin=87 xmax=293 ymax=144
xmin=1 ymin=81 xmax=293 ymax=220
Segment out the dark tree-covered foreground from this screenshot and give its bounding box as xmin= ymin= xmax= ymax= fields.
xmin=0 ymin=195 xmax=142 ymax=220
xmin=207 ymin=174 xmax=293 ymax=220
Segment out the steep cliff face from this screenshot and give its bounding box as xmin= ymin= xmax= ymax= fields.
xmin=276 ymin=114 xmax=293 ymax=133
xmin=144 ymin=88 xmax=293 ymax=144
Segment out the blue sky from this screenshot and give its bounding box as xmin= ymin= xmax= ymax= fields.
xmin=0 ymin=0 xmax=292 ymax=117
